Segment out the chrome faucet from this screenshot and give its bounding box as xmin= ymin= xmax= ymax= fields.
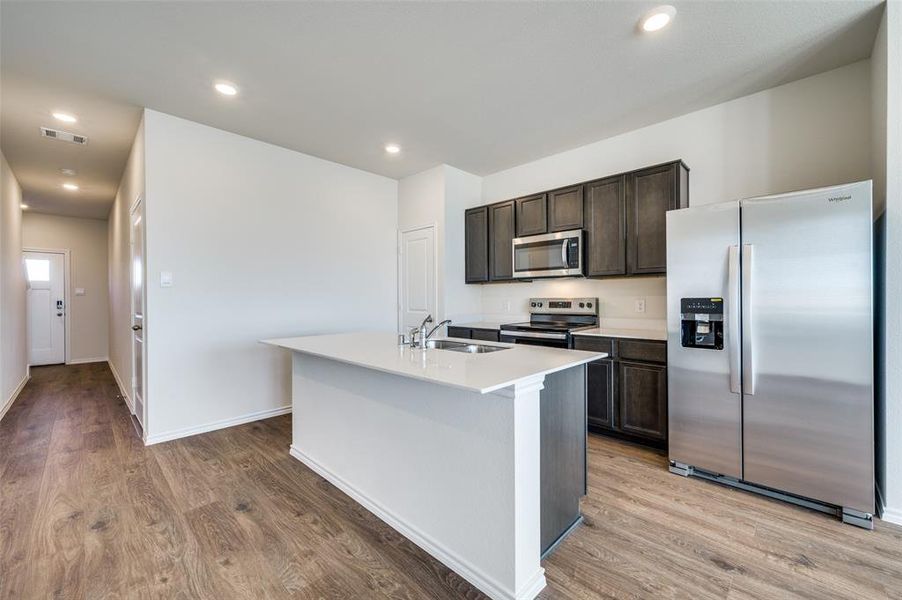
xmin=408 ymin=315 xmax=433 ymax=349
xmin=409 ymin=315 xmax=452 ymax=348
xmin=426 ymin=319 xmax=453 ymax=340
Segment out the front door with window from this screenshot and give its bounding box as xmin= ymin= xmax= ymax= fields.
xmin=25 ymin=251 xmax=66 ymax=365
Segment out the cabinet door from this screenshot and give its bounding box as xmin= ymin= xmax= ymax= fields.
xmin=515 ymin=193 xmax=547 ymax=237
xmin=447 ymin=327 xmax=472 ymax=339
xmin=464 ymin=207 xmax=489 ymax=283
xmin=586 ymin=360 xmax=615 ymax=430
xmin=547 ymin=185 xmax=584 ymax=232
xmin=489 ymin=201 xmax=516 ymax=281
xmin=618 ymin=361 xmax=667 ymax=441
xmin=470 ymin=329 xmax=500 ymax=342
xmin=584 ymin=175 xmax=626 ymax=277
xmin=627 ymin=163 xmax=677 ymax=275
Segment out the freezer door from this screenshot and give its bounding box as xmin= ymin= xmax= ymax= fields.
xmin=667 ymin=201 xmax=742 ymax=478
xmin=740 ymin=181 xmax=874 ymax=513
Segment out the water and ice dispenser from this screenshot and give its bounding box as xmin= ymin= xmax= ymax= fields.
xmin=680 ymin=298 xmax=724 ymax=350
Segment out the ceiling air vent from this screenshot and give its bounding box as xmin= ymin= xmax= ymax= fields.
xmin=40 ymin=127 xmax=88 ymax=145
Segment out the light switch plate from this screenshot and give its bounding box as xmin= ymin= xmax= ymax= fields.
xmin=160 ymin=271 xmax=173 ymax=287
xmin=75 ymin=288 xmax=85 ymax=296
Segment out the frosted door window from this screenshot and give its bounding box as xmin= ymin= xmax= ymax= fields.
xmin=25 ymin=258 xmax=50 ymax=282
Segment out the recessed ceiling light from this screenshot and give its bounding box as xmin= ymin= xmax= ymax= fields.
xmin=385 ymin=144 xmax=401 ymax=154
xmin=62 ymin=182 xmax=79 ymax=191
xmin=20 ymin=203 xmax=28 ymax=210
xmin=640 ymin=5 xmax=676 ymax=32
xmin=214 ymin=81 xmax=238 ymax=96
xmin=60 ymin=168 xmax=77 ymax=176
xmin=52 ymin=111 xmax=78 ymax=123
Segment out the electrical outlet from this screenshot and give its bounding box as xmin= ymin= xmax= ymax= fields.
xmin=635 ymin=298 xmax=646 ymax=313
xmin=505 ymin=300 xmax=512 ymax=312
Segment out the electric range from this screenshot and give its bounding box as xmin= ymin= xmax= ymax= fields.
xmin=500 ymin=297 xmax=598 ymax=348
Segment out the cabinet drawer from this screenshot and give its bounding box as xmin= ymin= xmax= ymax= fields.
xmin=471 ymin=328 xmax=500 ymax=342
xmin=447 ymin=327 xmax=471 ymax=339
xmin=618 ymin=340 xmax=666 ymax=363
xmin=572 ymin=336 xmax=613 ymax=355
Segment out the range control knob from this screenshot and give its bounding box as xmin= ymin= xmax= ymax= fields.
xmin=530 ymin=302 xmax=536 ymax=308
xmin=587 ymin=302 xmax=593 ymax=308
xmin=579 ymin=302 xmax=585 ymax=308
xmin=538 ymin=302 xmax=543 ymax=307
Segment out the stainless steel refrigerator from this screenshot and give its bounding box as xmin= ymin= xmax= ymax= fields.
xmin=666 ymin=181 xmax=874 ymax=528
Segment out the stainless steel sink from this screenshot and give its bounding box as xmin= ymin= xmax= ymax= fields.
xmin=424 ymin=339 xmax=508 ymax=353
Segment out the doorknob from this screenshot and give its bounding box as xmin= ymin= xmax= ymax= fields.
xmin=132 ymin=325 xmax=142 ymax=331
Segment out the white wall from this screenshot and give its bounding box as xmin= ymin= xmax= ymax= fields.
xmin=398 ymin=164 xmax=483 ymax=327
xmin=477 ymin=61 xmax=872 ymax=327
xmin=874 ymin=0 xmax=902 ymax=525
xmin=442 ymin=165 xmax=482 ymax=322
xmin=142 ymin=109 xmax=398 ymax=442
xmin=23 ymin=213 xmax=109 ymax=363
xmin=108 ymin=116 xmax=145 ymax=406
xmin=398 ymin=165 xmax=446 ymax=324
xmin=0 ymin=151 xmax=28 ymax=417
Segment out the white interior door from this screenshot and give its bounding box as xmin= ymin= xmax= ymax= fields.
xmin=130 ymin=201 xmax=146 ymax=427
xmin=26 ymin=251 xmax=66 ymax=365
xmin=399 ymin=226 xmax=436 ymax=334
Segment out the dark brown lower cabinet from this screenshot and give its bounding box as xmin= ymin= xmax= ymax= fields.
xmin=575 ymin=336 xmax=667 ymax=448
xmin=446 ymin=327 xmax=500 ymax=342
xmin=586 ymin=360 xmax=615 ymax=429
xmin=618 ymin=360 xmax=667 ymax=441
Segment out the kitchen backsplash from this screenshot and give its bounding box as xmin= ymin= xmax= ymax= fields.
xmin=480 ymin=275 xmax=667 ymax=330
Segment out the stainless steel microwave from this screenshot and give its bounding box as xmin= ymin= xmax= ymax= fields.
xmin=512 ymin=229 xmax=583 ymax=279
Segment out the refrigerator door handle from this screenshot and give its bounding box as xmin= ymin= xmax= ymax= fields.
xmin=741 ymin=244 xmax=755 ymax=395
xmin=728 ymin=245 xmax=741 ymax=394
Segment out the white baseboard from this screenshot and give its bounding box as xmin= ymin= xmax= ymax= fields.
xmin=107 ymin=360 xmax=133 ymax=412
xmin=145 ymin=406 xmax=292 ymax=446
xmin=0 ymin=370 xmax=31 ymax=422
xmin=289 ymin=444 xmax=545 ymax=600
xmin=881 ymin=506 xmax=902 ymax=527
xmin=67 ymin=356 xmax=109 ymax=365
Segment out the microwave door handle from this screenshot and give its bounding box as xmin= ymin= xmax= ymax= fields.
xmin=561 ymin=240 xmax=568 ymax=266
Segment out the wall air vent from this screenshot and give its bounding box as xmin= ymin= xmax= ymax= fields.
xmin=40 ymin=127 xmax=88 ymax=145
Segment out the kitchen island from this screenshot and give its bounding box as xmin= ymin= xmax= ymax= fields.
xmin=262 ymin=332 xmax=605 ymax=600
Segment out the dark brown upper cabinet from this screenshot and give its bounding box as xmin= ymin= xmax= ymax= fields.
xmin=489 ymin=200 xmax=516 ymax=281
xmin=463 ymin=160 xmax=688 ymax=284
xmin=547 ymin=185 xmax=584 ymax=232
xmin=515 ymin=193 xmax=547 ymax=237
xmin=584 ymin=175 xmax=626 ymax=277
xmin=626 ymin=161 xmax=689 ymax=275
xmin=464 ymin=207 xmax=489 ymax=283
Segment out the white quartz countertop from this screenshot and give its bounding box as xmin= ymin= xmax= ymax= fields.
xmin=262 ymin=332 xmax=607 ymax=394
xmin=573 ymin=327 xmax=668 ymax=341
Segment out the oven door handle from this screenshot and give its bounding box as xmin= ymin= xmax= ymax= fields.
xmin=501 ymin=330 xmax=568 ymax=341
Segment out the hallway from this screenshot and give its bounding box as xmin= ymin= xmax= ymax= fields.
xmin=3 ymin=364 xmax=902 ymax=599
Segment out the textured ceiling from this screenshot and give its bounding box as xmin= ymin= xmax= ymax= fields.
xmin=0 ymin=0 xmax=884 ymax=218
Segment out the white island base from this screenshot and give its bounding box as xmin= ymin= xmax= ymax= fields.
xmin=266 ymin=333 xmax=605 ymax=600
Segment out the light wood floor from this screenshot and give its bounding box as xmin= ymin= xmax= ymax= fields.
xmin=2 ymin=363 xmax=901 ymax=599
